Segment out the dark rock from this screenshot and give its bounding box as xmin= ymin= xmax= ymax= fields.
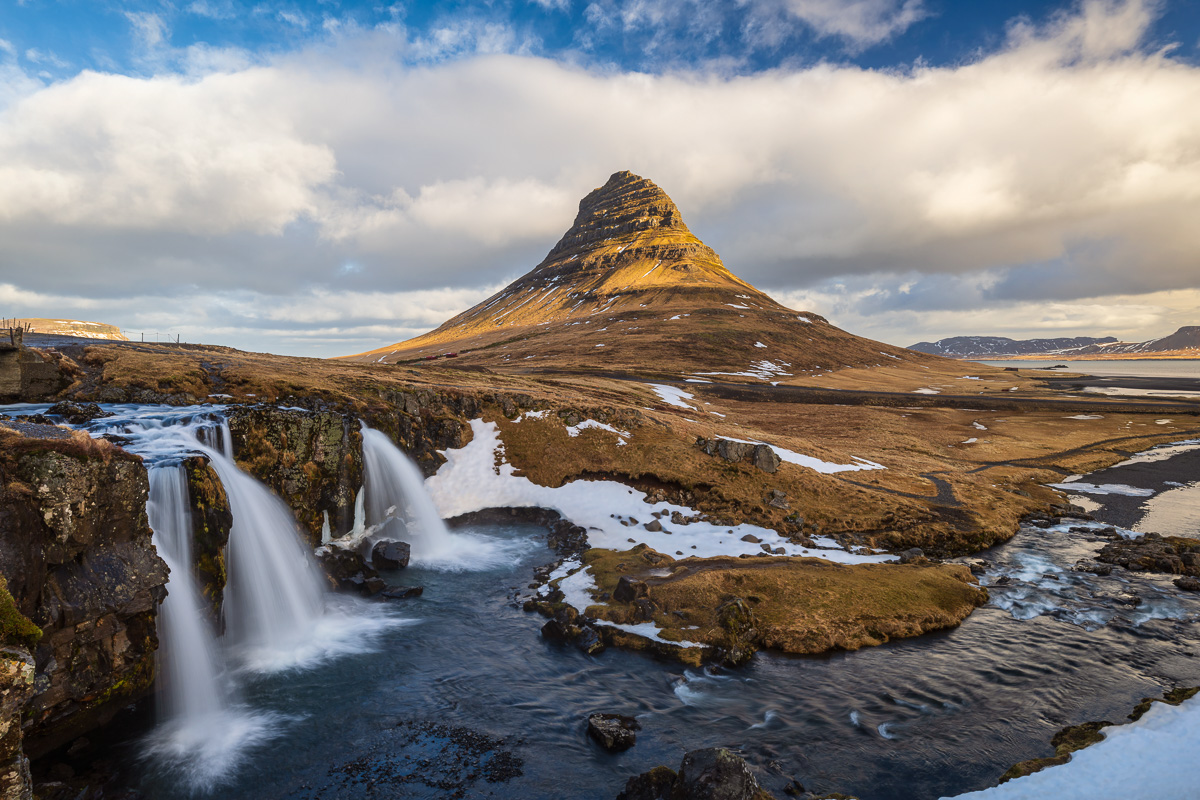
xmin=1175 ymin=576 xmax=1200 ymax=592
xmin=739 ymin=534 xmax=761 ymax=544
xmin=715 ymin=598 xmax=758 ymax=666
xmin=587 ymin=713 xmax=641 ymax=752
xmin=372 ymin=539 xmax=411 ymax=570
xmin=381 ymin=585 xmax=424 ymax=599
xmin=615 ymin=576 xmax=649 ymax=603
xmin=766 ymin=489 xmax=789 ymax=510
xmin=316 ymin=547 xmax=385 ymax=596
xmin=675 ymin=747 xmax=765 ymax=800
xmin=645 ymin=520 xmax=664 ymax=532
xmin=616 ymin=765 xmax=678 ymax=800
xmin=631 ymin=598 xmax=659 ymax=622
xmin=44 ymin=402 xmax=112 ymax=424
xmin=898 ymin=548 xmax=925 ymax=564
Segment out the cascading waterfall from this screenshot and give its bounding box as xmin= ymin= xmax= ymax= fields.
xmin=358 ymin=425 xmax=529 ymax=570
xmin=146 ymin=465 xmax=231 ymax=726
xmin=192 ymin=422 xmax=327 ymax=653
xmin=361 ymin=426 xmax=452 ymax=556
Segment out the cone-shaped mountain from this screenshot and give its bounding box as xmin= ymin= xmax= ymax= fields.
xmin=347 ymin=171 xmax=932 ymax=379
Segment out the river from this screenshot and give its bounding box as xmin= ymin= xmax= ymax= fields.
xmin=4 ymin=403 xmax=1198 ymax=799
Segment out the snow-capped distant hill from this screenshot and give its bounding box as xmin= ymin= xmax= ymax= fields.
xmin=907 ymin=336 xmax=1117 ymax=358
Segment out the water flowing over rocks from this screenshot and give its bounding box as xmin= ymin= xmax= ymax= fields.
xmin=0 ymin=425 xmax=167 ymax=758
xmin=586 ymin=713 xmax=640 ymax=751
xmin=616 ymin=748 xmax=776 ymax=800
xmin=225 ymin=406 xmax=362 ymax=546
xmin=180 ymin=456 xmax=231 ymax=631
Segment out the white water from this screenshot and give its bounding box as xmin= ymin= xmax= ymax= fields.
xmin=147 ymin=465 xmax=230 ymax=722
xmin=194 ymin=423 xmax=328 ymax=659
xmin=357 ymin=425 xmax=531 ymax=571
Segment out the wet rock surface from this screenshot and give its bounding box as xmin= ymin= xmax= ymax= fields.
xmin=371 ymin=540 xmax=411 ymax=570
xmin=313 ymin=719 xmax=523 ymax=800
xmin=0 ymin=429 xmax=167 ymax=757
xmin=315 ymin=547 xmax=385 ymax=596
xmin=1095 ymin=532 xmax=1200 ymax=577
xmin=586 ymin=713 xmax=640 ymax=751
xmin=617 ymin=748 xmax=775 ymax=800
xmin=181 ymin=456 xmax=231 ymax=631
xmin=0 ymin=648 xmax=35 ymax=800
xmin=446 ymin=506 xmax=588 ymax=556
xmin=226 ymin=406 xmax=362 ymax=547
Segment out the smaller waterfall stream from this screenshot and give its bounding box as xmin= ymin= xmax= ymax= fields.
xmin=357 ymin=425 xmax=531 ymax=571
xmin=147 ymin=465 xmax=230 ymax=724
xmin=194 ymin=423 xmax=327 ymax=655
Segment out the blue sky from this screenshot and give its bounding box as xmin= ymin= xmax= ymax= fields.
xmin=2 ymin=1 xmax=1199 ymax=355
xmin=8 ymin=0 xmax=1199 ymax=77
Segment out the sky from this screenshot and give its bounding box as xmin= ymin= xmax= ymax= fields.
xmin=1 ymin=0 xmax=1198 ymax=357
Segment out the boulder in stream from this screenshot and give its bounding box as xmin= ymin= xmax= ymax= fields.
xmin=587 ymin=713 xmax=640 ymax=751
xmin=372 ymin=539 xmax=411 ymax=570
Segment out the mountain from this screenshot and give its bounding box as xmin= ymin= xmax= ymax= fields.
xmin=4 ymin=318 xmax=128 ymax=341
xmin=908 ymin=335 xmax=1118 ymax=358
xmin=346 ymin=171 xmax=935 ymax=379
xmin=910 ymin=327 xmax=1200 ymax=359
xmin=1078 ymin=326 xmax=1200 ymax=355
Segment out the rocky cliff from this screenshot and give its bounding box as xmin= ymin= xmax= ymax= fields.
xmin=0 ymin=423 xmax=167 ymax=759
xmin=226 ymin=407 xmax=363 ymax=545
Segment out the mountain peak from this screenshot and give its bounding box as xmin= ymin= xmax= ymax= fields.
xmin=347 ymin=170 xmax=924 ymax=374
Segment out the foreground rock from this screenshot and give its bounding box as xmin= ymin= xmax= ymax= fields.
xmin=0 ymin=648 xmax=36 ymax=800
xmin=372 ymin=540 xmax=411 ymax=570
xmin=1095 ymin=532 xmax=1200 ymax=577
xmin=0 ymin=425 xmax=168 ymax=757
xmin=617 ymin=748 xmax=776 ymax=800
xmin=226 ymin=406 xmax=362 ymax=546
xmin=587 ymin=713 xmax=640 ymax=751
xmin=316 ymin=547 xmax=385 ymax=596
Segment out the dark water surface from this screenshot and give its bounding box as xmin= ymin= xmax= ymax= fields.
xmin=127 ymin=512 xmax=1199 ymax=800
xmin=6 ymin=404 xmax=1198 ymax=799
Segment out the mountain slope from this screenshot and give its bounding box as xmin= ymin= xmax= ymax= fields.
xmin=912 ymin=327 xmax=1200 ymax=359
xmin=345 ymin=171 xmax=941 ymax=380
xmin=908 ymin=336 xmax=1118 ymax=358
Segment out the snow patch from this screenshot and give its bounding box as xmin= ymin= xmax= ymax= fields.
xmin=648 ymin=384 xmax=696 ymax=410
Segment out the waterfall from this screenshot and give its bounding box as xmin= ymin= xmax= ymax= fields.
xmin=361 ymin=426 xmax=452 ymax=559
xmin=359 ymin=425 xmax=528 ymax=570
xmin=192 ymin=421 xmax=327 ymax=653
xmin=147 ymin=465 xmax=231 ymax=725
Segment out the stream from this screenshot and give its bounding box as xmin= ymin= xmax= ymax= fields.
xmin=5 ymin=403 xmax=1199 ymax=799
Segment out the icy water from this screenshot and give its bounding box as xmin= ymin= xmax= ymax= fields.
xmin=5 ymin=403 xmax=1199 ymax=799
xmin=973 ymin=359 xmax=1200 ymax=378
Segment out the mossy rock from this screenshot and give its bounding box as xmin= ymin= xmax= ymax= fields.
xmin=0 ymin=575 xmax=41 ymax=650
xmin=999 ymin=720 xmax=1110 ymax=782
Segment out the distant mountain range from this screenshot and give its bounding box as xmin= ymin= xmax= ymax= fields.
xmin=909 ymin=327 xmax=1200 ymax=359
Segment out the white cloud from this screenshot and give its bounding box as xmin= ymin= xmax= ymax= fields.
xmin=1 ymin=0 xmax=1197 ymax=355
xmin=773 ymin=0 xmax=927 ymax=48
xmin=124 ymin=11 xmax=169 ymax=50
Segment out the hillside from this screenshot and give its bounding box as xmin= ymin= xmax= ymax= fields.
xmin=909 ymin=335 xmax=1117 ymax=358
xmin=912 ymin=327 xmax=1200 ymax=360
xmin=345 ymin=171 xmax=942 ymax=381
xmin=3 ymin=318 xmax=127 ymax=341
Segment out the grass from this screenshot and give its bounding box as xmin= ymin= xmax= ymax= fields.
xmin=580 ymin=545 xmax=987 ymax=657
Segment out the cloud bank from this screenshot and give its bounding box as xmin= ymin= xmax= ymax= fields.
xmin=1 ymin=0 xmax=1197 ymax=356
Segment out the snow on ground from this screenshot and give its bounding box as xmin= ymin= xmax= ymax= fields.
xmin=425 ymin=420 xmax=891 ymax=564
xmin=796 ymin=316 xmax=812 ymax=323
xmin=946 ymin=695 xmax=1200 ymax=800
xmin=913 ymin=388 xmax=940 ymax=394
xmin=648 ymin=384 xmax=696 ymax=409
xmin=1047 ymin=482 xmax=1155 ymax=497
xmin=566 ymin=419 xmax=628 ymax=445
xmin=1066 ymin=414 xmax=1104 ymax=420
xmin=1107 ymin=439 xmax=1200 ymax=469
xmin=703 ymin=435 xmax=884 ymax=474
xmin=1063 ymin=495 xmax=1104 ymax=513
xmin=755 ymin=342 xmax=767 ymax=348
xmin=694 ymin=360 xmax=793 ymax=381
xmin=962 ymin=438 xmax=978 ymax=444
